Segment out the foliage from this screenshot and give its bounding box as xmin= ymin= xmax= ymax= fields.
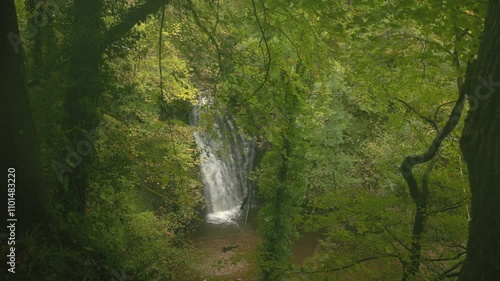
xmin=9 ymin=0 xmax=492 ymax=279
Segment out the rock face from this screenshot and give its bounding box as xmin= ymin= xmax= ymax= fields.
xmin=191 ymin=98 xmax=255 ymax=224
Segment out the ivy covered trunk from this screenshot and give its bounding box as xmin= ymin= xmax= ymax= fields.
xmin=458 ymin=0 xmax=500 ymax=280
xmin=258 ymin=65 xmax=306 ymax=280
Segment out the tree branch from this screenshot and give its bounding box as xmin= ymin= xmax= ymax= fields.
xmin=185 ymin=0 xmax=222 ymax=73
xmin=424 ymin=251 xmax=466 ymax=262
xmin=394 ymin=97 xmax=439 ymax=131
xmin=102 ymin=0 xmax=169 ymax=53
xmin=430 ymin=200 xmax=467 ymax=214
xmin=399 ymin=88 xmax=466 ymax=202
xmin=434 ymin=100 xmax=457 ymax=123
xmin=391 ymin=33 xmax=454 ymax=56
xmin=296 ymin=255 xmax=399 ymax=274
xmin=384 ymin=225 xmax=411 ymax=252
xmin=242 ymin=0 xmax=271 ymax=103
xmin=438 ymin=260 xmax=465 ymax=280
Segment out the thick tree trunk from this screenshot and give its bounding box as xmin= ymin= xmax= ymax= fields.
xmin=58 ymin=0 xmax=104 ymax=214
xmin=58 ymin=0 xmax=170 ymax=214
xmin=458 ymin=0 xmax=500 ymax=280
xmin=0 ymin=0 xmax=52 ymax=228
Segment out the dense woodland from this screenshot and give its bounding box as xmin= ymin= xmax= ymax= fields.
xmin=1 ymin=0 xmax=499 ymax=280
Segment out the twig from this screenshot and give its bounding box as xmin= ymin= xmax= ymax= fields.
xmin=423 ymin=251 xmax=466 ymax=262
xmin=384 ymin=225 xmax=411 ymax=252
xmin=394 ymin=98 xmax=438 ymax=131
xmin=158 ymin=6 xmax=183 ymax=178
xmin=295 ymin=255 xmax=399 ymax=274
xmin=242 ymin=0 xmax=271 ymax=103
xmin=434 ymin=100 xmax=457 ymax=122
xmin=185 ymin=0 xmax=223 ymax=85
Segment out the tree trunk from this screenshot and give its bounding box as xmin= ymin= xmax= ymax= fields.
xmin=57 ymin=0 xmax=169 ymax=214
xmin=458 ymin=0 xmax=500 ymax=280
xmin=59 ymin=0 xmax=104 ymax=214
xmin=0 ymin=0 xmax=53 ymax=228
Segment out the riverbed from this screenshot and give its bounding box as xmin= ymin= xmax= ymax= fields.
xmin=190 ymin=219 xmax=320 ymax=280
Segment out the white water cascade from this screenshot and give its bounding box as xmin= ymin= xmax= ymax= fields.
xmin=191 ymin=101 xmax=255 ymax=224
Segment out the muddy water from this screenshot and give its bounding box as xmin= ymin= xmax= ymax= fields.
xmin=190 ymin=221 xmax=320 ymax=280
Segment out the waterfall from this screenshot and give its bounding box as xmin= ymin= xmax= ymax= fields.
xmin=191 ymin=100 xmax=255 ymax=224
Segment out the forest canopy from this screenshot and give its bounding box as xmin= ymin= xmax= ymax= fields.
xmin=1 ymin=0 xmax=499 ymax=280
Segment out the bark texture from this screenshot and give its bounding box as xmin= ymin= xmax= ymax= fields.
xmin=458 ymin=0 xmax=500 ymax=280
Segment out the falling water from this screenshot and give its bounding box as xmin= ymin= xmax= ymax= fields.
xmin=191 ymin=100 xmax=255 ymax=224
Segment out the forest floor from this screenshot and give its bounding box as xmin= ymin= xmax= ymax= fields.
xmin=190 ymin=220 xmax=321 ymax=281
xmin=190 ymin=222 xmax=260 ymax=280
